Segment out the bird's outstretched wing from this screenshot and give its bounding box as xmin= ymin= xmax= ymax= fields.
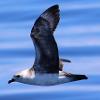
xmin=60 ymin=58 xmax=71 ymax=63
xmin=59 ymin=71 xmax=88 ymax=82
xmin=59 ymin=58 xmax=71 ymax=71
xmin=30 ymin=5 xmax=60 ymax=73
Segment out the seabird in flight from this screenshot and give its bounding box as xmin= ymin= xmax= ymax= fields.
xmin=8 ymin=5 xmax=87 ymax=86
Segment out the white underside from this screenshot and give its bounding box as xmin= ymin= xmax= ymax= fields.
xmin=16 ymin=71 xmax=72 ymax=86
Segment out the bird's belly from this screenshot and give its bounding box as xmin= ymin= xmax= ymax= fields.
xmin=19 ymin=74 xmax=62 ymax=86
xmin=31 ymin=74 xmax=59 ymax=86
xmin=18 ymin=73 xmax=70 ymax=86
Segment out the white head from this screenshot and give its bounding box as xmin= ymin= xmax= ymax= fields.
xmin=8 ymin=68 xmax=35 ymax=84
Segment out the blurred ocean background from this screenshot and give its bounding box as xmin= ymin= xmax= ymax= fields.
xmin=0 ymin=0 xmax=100 ymax=100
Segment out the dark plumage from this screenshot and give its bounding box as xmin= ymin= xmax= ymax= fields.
xmin=30 ymin=5 xmax=60 ymax=73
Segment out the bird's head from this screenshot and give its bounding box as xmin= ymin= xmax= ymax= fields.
xmin=8 ymin=73 xmax=22 ymax=84
xmin=8 ymin=69 xmax=33 ymax=84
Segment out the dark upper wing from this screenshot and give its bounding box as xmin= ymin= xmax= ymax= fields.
xmin=31 ymin=5 xmax=60 ymax=34
xmin=30 ymin=5 xmax=60 ymax=73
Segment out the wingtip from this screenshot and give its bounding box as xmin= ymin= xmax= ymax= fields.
xmin=46 ymin=4 xmax=59 ymax=13
xmin=60 ymin=58 xmax=71 ymax=63
xmin=75 ymin=75 xmax=88 ymax=80
xmin=69 ymin=74 xmax=88 ymax=82
xmin=49 ymin=4 xmax=59 ymax=8
xmin=40 ymin=4 xmax=60 ymax=33
xmin=51 ymin=4 xmax=59 ymax=9
xmin=84 ymin=75 xmax=88 ymax=80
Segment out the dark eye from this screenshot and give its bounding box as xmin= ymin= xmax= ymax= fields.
xmin=15 ymin=75 xmax=20 ymax=78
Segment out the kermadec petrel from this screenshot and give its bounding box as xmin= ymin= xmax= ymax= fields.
xmin=8 ymin=5 xmax=87 ymax=86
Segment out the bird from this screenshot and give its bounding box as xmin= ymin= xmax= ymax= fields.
xmin=8 ymin=5 xmax=88 ymax=86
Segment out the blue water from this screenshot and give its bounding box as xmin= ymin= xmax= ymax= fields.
xmin=0 ymin=0 xmax=100 ymax=100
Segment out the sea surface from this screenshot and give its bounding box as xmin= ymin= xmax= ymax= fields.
xmin=0 ymin=0 xmax=100 ymax=100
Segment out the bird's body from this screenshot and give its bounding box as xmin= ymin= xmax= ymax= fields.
xmin=8 ymin=5 xmax=87 ymax=86
xmin=16 ymin=73 xmax=70 ymax=86
xmin=14 ymin=68 xmax=87 ymax=86
xmin=15 ymin=69 xmax=62 ymax=86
